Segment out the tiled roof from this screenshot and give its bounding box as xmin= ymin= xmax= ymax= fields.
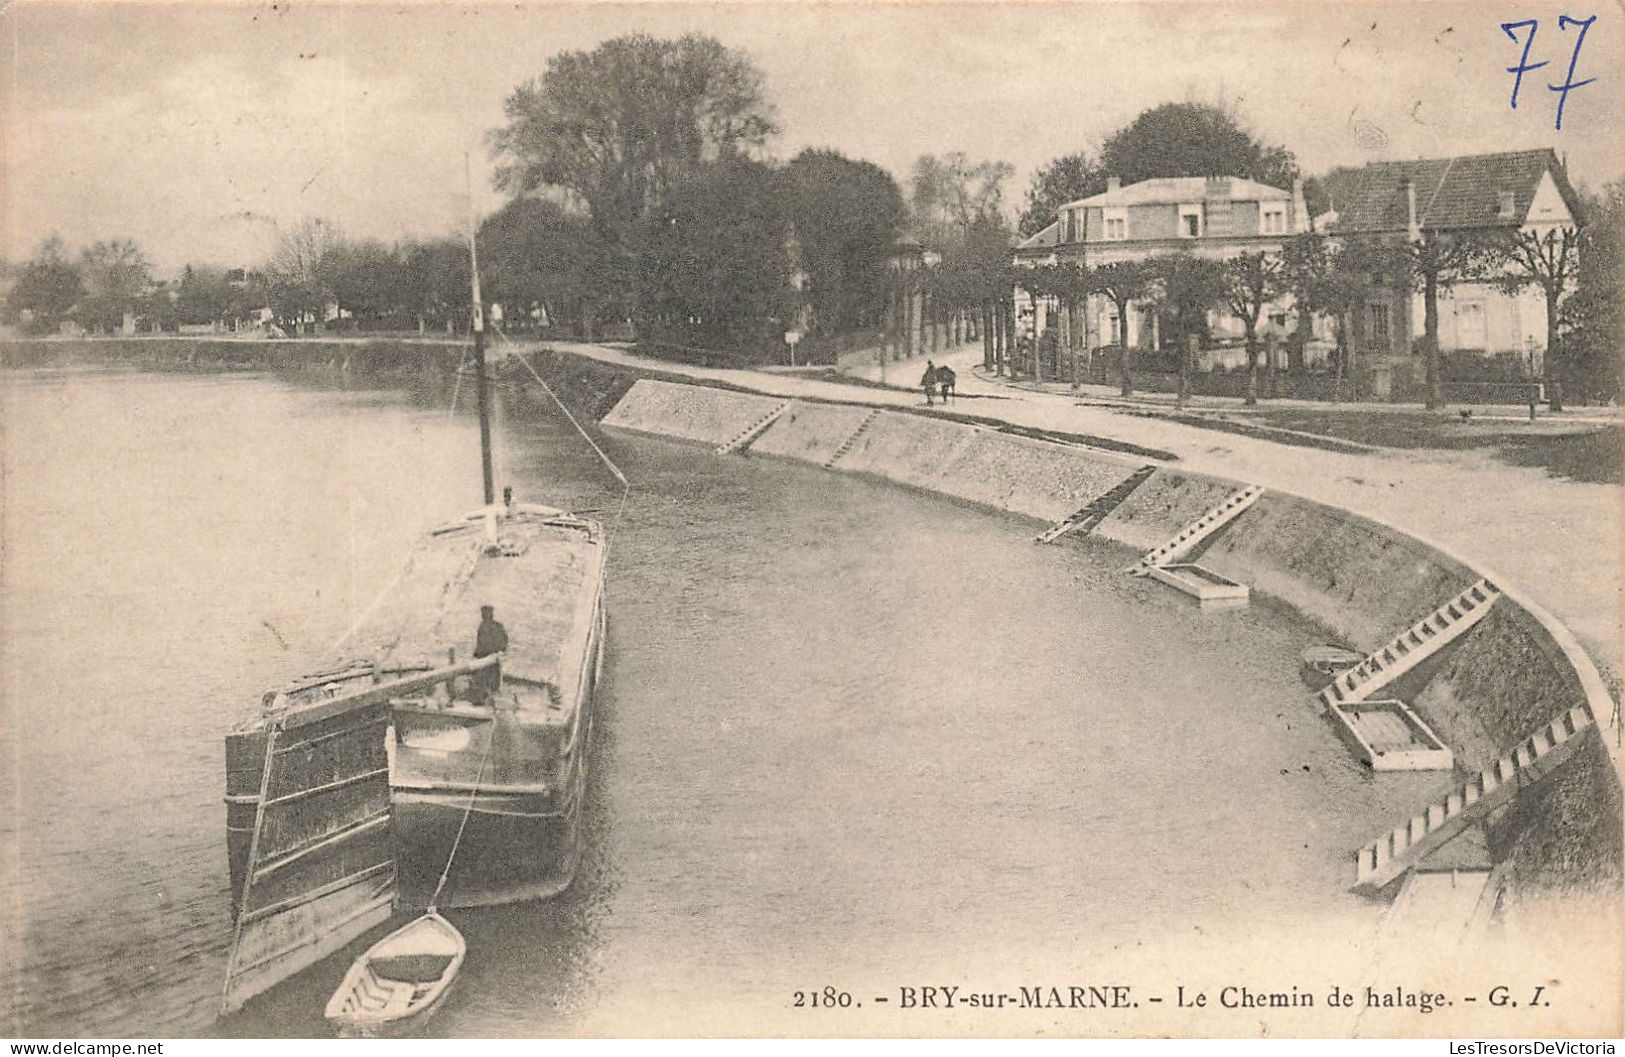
xmin=1059 ymin=176 xmax=1290 ymax=211
xmin=1333 ymin=149 xmax=1582 ymax=234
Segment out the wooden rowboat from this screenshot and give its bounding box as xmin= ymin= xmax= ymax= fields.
xmin=1300 ymin=644 xmax=1364 ymax=690
xmin=324 ymin=912 xmax=466 ymax=1038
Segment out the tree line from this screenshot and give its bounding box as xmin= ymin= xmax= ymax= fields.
xmin=3 ymin=32 xmax=1618 ymax=403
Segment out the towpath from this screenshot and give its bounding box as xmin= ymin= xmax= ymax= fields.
xmin=543 ymin=340 xmax=1623 ymax=679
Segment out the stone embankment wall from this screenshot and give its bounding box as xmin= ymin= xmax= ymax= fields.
xmin=7 ymin=339 xmax=1619 ymax=895
xmin=595 ymin=376 xmax=1622 ymax=897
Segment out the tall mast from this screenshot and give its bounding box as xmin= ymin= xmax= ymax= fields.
xmin=466 ymin=153 xmax=495 ymax=506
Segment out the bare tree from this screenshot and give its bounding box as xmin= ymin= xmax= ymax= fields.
xmin=1489 ymin=226 xmax=1582 ymax=410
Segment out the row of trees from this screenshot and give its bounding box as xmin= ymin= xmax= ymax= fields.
xmin=4 ymin=236 xmax=163 ymax=335
xmin=1006 ymin=215 xmax=1602 ymax=410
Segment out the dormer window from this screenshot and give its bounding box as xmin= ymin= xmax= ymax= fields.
xmin=1179 ymin=204 xmax=1203 ymax=238
xmin=1497 ymin=191 xmax=1517 ymax=220
xmin=1261 ymin=206 xmax=1287 ymax=235
xmin=1103 ymin=207 xmax=1128 ymax=241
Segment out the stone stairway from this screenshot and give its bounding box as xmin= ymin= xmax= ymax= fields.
xmin=823 ymin=409 xmax=882 ymax=469
xmin=715 ymin=400 xmax=793 ymax=455
xmin=1352 ymin=705 xmax=1595 ymax=893
xmin=1129 ymin=484 xmax=1265 ymax=575
xmin=1035 ymin=465 xmax=1158 ymax=544
xmin=1317 ymin=580 xmax=1502 ymax=712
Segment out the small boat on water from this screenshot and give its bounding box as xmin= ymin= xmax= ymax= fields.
xmin=324 ymin=911 xmax=467 ymax=1038
xmin=1301 ymin=644 xmax=1364 ymax=690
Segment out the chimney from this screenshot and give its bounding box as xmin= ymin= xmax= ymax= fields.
xmin=1400 ymin=176 xmax=1420 ymax=240
xmin=1291 ymin=177 xmax=1308 ymax=233
xmin=1107 ymin=176 xmax=1121 ymax=193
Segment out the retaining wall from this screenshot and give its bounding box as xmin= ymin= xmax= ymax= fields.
xmin=595 ymin=373 xmax=1622 ymax=897
xmin=8 ymin=340 xmax=1619 ymax=897
xmin=747 ymin=402 xmax=875 ymax=466
xmin=600 ymin=378 xmax=785 ymax=447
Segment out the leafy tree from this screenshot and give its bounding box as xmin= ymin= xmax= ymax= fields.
xmin=1222 ymin=251 xmax=1281 ymax=404
xmin=1010 ymin=263 xmax=1056 ymax=381
xmin=1320 ymin=235 xmax=1405 ymax=399
xmin=1088 ymin=260 xmax=1158 ymax=396
xmin=634 ymin=157 xmax=792 ymax=350
xmin=1561 ymin=181 xmax=1622 ymax=404
xmin=1400 ymin=233 xmax=1493 ymax=410
xmin=398 ymin=238 xmax=470 ymax=335
xmin=174 ymin=265 xmax=234 ymax=326
xmin=782 ymin=149 xmax=905 ymax=336
xmin=4 ymin=236 xmax=83 ymax=333
xmin=1276 ymin=232 xmax=1333 ymax=365
xmin=490 ymin=32 xmax=778 ymax=314
xmin=1487 ymin=224 xmax=1582 ymax=410
xmin=1018 ymin=152 xmax=1105 ymax=238
xmin=908 ymin=152 xmax=1014 ymax=250
xmin=322 ymin=239 xmax=403 ymax=322
xmin=1302 ymin=165 xmax=1366 ymax=225
xmin=479 ymin=197 xmax=620 ymax=339
xmin=1099 ymin=102 xmax=1297 ymax=189
xmin=77 ymin=239 xmax=151 ymax=333
xmin=1148 ymin=252 xmax=1227 ymax=351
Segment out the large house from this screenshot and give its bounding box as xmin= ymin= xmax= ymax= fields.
xmin=1327 ymin=148 xmax=1584 ymax=396
xmin=1014 ymin=174 xmax=1311 ymax=358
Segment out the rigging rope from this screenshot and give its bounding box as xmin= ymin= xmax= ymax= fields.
xmin=428 ymin=733 xmax=492 ymax=913
xmin=447 ymin=344 xmax=470 ymax=420
xmin=508 ymin=349 xmax=634 ymax=543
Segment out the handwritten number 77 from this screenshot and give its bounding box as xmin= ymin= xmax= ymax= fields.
xmin=1502 ymin=15 xmax=1598 ymax=130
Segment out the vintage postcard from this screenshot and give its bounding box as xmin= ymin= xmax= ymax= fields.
xmin=1 ymin=0 xmax=1621 ymax=1042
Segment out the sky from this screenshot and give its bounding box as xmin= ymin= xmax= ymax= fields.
xmin=3 ymin=0 xmax=1622 ymax=272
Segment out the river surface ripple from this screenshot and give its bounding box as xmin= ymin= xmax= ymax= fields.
xmin=0 ymin=369 xmax=1449 ymax=1037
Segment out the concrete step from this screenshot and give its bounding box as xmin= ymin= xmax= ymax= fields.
xmin=715 ymin=400 xmax=794 ymax=455
xmin=1318 ymin=579 xmax=1502 ymax=711
xmin=1129 ymin=483 xmax=1264 ymax=574
xmin=1352 ymin=705 xmax=1594 ymax=893
xmin=823 ymin=408 xmax=882 ymax=469
xmin=1035 ymin=465 xmax=1157 ymax=544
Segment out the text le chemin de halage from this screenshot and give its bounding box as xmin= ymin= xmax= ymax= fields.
xmin=791 ymin=981 xmax=1591 ymax=1019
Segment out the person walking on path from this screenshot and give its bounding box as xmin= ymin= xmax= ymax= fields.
xmin=921 ymin=360 xmax=937 ymax=406
xmin=936 ymin=364 xmax=956 ymax=404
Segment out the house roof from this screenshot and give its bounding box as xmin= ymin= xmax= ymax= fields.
xmin=1015 ymin=219 xmax=1062 ymax=251
xmin=1332 ymin=148 xmax=1583 ymax=234
xmin=1058 ymin=176 xmax=1290 ymax=212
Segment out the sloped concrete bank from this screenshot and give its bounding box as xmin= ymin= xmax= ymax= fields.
xmin=596 ymin=375 xmax=1622 ymax=899
xmin=8 ymin=340 xmax=1619 ymax=897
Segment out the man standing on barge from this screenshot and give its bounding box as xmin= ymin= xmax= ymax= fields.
xmin=473 ymin=605 xmax=508 ymax=701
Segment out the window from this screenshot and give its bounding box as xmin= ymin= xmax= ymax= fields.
xmin=1179 ymin=204 xmax=1203 ymax=238
xmin=1261 ymin=207 xmax=1286 ymax=235
xmin=1497 ymin=191 xmax=1517 ymax=220
xmin=1457 ymin=300 xmax=1487 ymax=348
xmin=1106 ymin=311 xmax=1121 ymax=344
xmin=1103 ymin=208 xmax=1128 ymax=240
xmin=1366 ymin=303 xmax=1391 ymax=350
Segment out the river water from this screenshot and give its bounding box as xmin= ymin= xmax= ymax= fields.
xmin=2 ymin=368 xmax=1457 ymax=1037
